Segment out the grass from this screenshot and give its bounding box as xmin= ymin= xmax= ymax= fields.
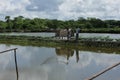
xmin=0 ymin=35 xmax=120 ymax=54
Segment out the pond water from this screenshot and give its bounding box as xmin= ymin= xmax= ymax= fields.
xmin=0 ymin=32 xmax=120 ymax=39
xmin=0 ymin=32 xmax=55 ymax=37
xmin=0 ymin=44 xmax=120 ymax=80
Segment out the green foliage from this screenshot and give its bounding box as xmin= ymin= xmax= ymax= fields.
xmin=0 ymin=16 xmax=120 ymax=32
xmin=5 ymin=16 xmax=12 ymax=31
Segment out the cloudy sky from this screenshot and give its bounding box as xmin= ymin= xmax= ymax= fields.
xmin=0 ymin=0 xmax=120 ymax=20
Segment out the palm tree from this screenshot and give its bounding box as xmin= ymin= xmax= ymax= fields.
xmin=5 ymin=16 xmax=12 ymax=32
xmin=5 ymin=16 xmax=10 ymax=21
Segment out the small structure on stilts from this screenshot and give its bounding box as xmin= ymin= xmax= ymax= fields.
xmin=55 ymin=28 xmax=74 ymax=40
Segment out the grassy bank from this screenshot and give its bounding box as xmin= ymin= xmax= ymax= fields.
xmin=0 ymin=35 xmax=120 ymax=47
xmin=0 ymin=35 xmax=120 ymax=54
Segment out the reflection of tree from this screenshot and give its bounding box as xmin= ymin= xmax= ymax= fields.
xmin=55 ymin=47 xmax=80 ymax=63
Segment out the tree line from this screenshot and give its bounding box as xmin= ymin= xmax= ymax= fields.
xmin=0 ymin=16 xmax=120 ymax=33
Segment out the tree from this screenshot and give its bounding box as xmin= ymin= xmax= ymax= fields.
xmin=46 ymin=19 xmax=59 ymax=29
xmin=13 ymin=16 xmax=24 ymax=31
xmin=87 ymin=17 xmax=108 ymax=28
xmin=0 ymin=20 xmax=7 ymax=32
xmin=5 ymin=16 xmax=12 ymax=31
xmin=22 ymin=18 xmax=32 ymax=31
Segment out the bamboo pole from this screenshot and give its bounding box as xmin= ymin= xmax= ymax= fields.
xmin=0 ymin=48 xmax=18 ymax=54
xmin=14 ymin=49 xmax=19 ymax=80
xmin=0 ymin=48 xmax=18 ymax=80
xmin=86 ymin=62 xmax=120 ymax=80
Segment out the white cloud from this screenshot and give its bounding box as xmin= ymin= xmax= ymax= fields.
xmin=58 ymin=0 xmax=120 ymax=20
xmin=0 ymin=0 xmax=120 ymax=20
xmin=0 ymin=0 xmax=30 ymax=20
xmin=0 ymin=0 xmax=29 ymax=12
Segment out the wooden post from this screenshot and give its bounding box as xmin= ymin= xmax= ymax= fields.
xmin=75 ymin=28 xmax=80 ymax=42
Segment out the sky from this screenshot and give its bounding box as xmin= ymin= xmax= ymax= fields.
xmin=0 ymin=0 xmax=120 ymax=20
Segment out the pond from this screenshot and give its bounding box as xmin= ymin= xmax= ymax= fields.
xmin=0 ymin=32 xmax=120 ymax=39
xmin=0 ymin=44 xmax=120 ymax=80
xmin=0 ymin=32 xmax=55 ymax=37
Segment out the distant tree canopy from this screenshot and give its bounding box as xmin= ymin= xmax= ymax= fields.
xmin=0 ymin=16 xmax=120 ymax=32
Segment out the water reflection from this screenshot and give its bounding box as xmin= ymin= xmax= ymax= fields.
xmin=0 ymin=44 xmax=120 ymax=80
xmin=56 ymin=47 xmax=80 ymax=63
xmin=0 ymin=48 xmax=19 ymax=80
xmin=17 ymin=46 xmax=66 ymax=80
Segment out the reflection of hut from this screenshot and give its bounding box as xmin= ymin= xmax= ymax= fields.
xmin=56 ymin=47 xmax=80 ymax=63
xmin=56 ymin=47 xmax=74 ymax=60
